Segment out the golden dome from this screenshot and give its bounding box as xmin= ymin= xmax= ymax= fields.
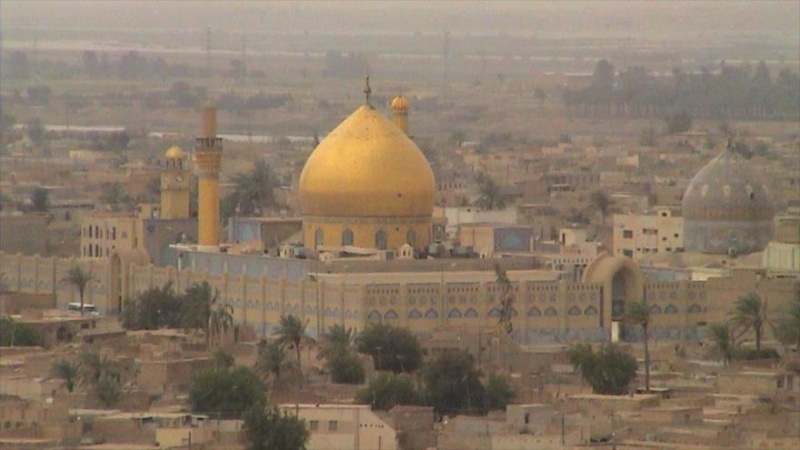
xmin=165 ymin=145 xmax=185 ymax=160
xmin=299 ymin=104 xmax=435 ymax=218
xmin=390 ymin=94 xmax=409 ymax=111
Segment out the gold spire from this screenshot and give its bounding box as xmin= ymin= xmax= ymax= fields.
xmin=364 ymin=75 xmax=372 ymax=105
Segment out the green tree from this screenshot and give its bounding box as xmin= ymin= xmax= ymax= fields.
xmin=356 ymin=373 xmax=423 ymax=411
xmin=243 ymin=405 xmax=310 ymax=450
xmin=473 ymin=172 xmax=506 ymax=210
xmin=484 ymin=372 xmax=516 ymax=411
xmin=26 ymin=117 xmax=45 ymax=145
xmin=0 ymin=316 xmax=41 ymax=346
xmin=225 ymin=160 xmax=279 ymax=217
xmin=274 ymin=315 xmax=314 ymax=383
xmin=624 ymin=299 xmax=652 ymax=392
xmin=181 ymin=281 xmax=232 ymax=349
xmin=325 ymin=347 xmax=365 ymax=384
xmin=62 ymin=266 xmax=95 ymax=317
xmin=51 ymin=359 xmax=79 ymax=393
xmin=100 ymin=182 xmax=133 ymax=212
xmin=731 ymin=293 xmax=770 ymax=352
xmin=121 ymin=282 xmax=183 ymax=330
xmin=665 ymin=110 xmax=693 ymax=134
xmin=95 ymin=373 xmax=122 ymax=408
xmin=775 ymin=296 xmax=800 ymax=349
xmin=319 ymin=324 xmax=364 ymax=384
xmin=189 ymin=366 xmax=266 ymax=419
xmin=78 ymin=349 xmax=120 ymax=387
xmin=357 ymin=322 xmax=422 ymax=373
xmin=213 ymin=350 xmax=235 ymax=369
xmin=256 ymin=340 xmax=289 ymax=382
xmin=568 ymin=343 xmax=637 ymax=395
xmin=707 ymin=322 xmax=736 ymax=366
xmin=589 ymin=190 xmax=611 ymax=224
xmin=494 ymin=264 xmax=515 ymax=335
xmin=208 ymin=300 xmax=234 ymax=351
xmin=30 ymin=187 xmax=50 ymax=212
xmin=323 ymin=323 xmax=356 ymax=349
xmin=423 ymin=350 xmax=485 ymax=417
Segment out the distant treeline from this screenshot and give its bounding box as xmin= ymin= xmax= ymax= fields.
xmin=563 ymin=60 xmax=799 ymax=120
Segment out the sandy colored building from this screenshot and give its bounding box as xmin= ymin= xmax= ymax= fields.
xmin=613 ymin=207 xmax=684 ymax=259
xmin=279 ymin=404 xmax=397 ymax=450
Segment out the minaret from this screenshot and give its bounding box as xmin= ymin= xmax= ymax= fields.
xmin=194 ymin=104 xmax=223 ymax=249
xmin=390 ymin=94 xmax=409 ymax=136
xmin=160 ymin=145 xmax=190 ymax=219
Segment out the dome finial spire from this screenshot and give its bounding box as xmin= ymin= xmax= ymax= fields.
xmin=364 ymin=75 xmax=372 ymax=105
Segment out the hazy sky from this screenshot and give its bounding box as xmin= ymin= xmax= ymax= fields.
xmin=2 ymin=1 xmax=798 ymax=40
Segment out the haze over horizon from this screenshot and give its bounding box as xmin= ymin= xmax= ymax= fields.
xmin=1 ymin=1 xmax=798 ymax=44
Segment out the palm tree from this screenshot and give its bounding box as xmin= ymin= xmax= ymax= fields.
xmin=474 ymin=172 xmax=506 ymax=210
xmin=227 ymin=159 xmax=278 ymax=216
xmin=208 ymin=302 xmax=234 ymax=351
xmin=624 ymin=298 xmax=651 ymax=392
xmin=707 ymin=322 xmax=735 ymax=365
xmin=274 ymin=315 xmax=314 ymax=383
xmin=256 ymin=340 xmax=288 ymax=382
xmin=319 ymin=324 xmax=356 ymax=361
xmin=731 ymin=293 xmax=769 ymax=352
xmin=63 ymin=266 xmax=95 ymax=316
xmin=51 ymin=359 xmax=79 ymax=393
xmin=494 ymin=264 xmax=514 ymax=335
xmin=182 ymin=282 xmax=232 ymax=350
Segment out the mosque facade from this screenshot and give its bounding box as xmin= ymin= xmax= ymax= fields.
xmin=8 ymin=92 xmax=796 ymax=346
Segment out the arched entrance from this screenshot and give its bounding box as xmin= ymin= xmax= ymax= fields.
xmin=582 ymin=253 xmax=643 ymax=342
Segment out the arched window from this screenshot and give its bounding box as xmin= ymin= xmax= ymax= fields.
xmin=448 ymin=308 xmax=462 ymax=318
xmin=367 ymin=310 xmax=382 ymax=321
xmin=649 ymin=305 xmax=662 ymax=314
xmin=375 ymin=229 xmax=387 ymax=250
xmin=584 ymin=306 xmax=598 ymax=316
xmin=424 ymin=309 xmax=438 ymax=319
xmin=568 ymin=306 xmax=581 ymax=316
xmin=406 ymin=229 xmax=417 ymax=247
xmin=488 ymin=308 xmax=501 ymax=317
xmin=408 ymin=309 xmax=422 ymax=319
xmin=544 ymin=306 xmax=558 ymax=316
xmin=342 ymin=229 xmax=354 ymax=246
xmin=665 ymin=304 xmax=678 ymax=314
xmin=528 ymin=307 xmax=542 ymax=317
xmin=464 ymin=308 xmax=479 ymax=318
xmin=384 ymin=310 xmax=399 ymax=320
xmin=687 ymin=304 xmax=701 ymax=313
xmin=314 ymin=228 xmax=324 ymax=248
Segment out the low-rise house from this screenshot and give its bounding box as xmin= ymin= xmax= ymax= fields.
xmin=278 ymin=404 xmax=397 ymax=450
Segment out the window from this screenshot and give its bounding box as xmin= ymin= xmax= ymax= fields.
xmin=622 ymin=230 xmax=633 ymax=239
xmin=328 ymin=421 xmax=338 ymax=432
xmin=406 ymin=229 xmax=416 ymax=247
xmin=622 ymin=249 xmax=633 ymax=258
xmin=309 ymin=420 xmax=319 ymax=431
xmin=375 ymin=230 xmax=387 ymax=250
xmin=341 ymin=229 xmax=354 ymax=246
xmin=314 ymin=228 xmax=324 ymax=248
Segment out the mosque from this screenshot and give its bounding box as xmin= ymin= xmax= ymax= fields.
xmin=2 ymin=83 xmax=797 ymax=345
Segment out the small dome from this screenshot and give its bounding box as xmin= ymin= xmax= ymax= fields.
xmin=299 ymin=104 xmax=434 ymax=218
xmin=682 ymin=149 xmax=774 ymax=254
xmin=390 ymin=94 xmax=409 ymax=111
xmin=165 ymin=145 xmax=185 ymax=160
xmin=682 ymin=150 xmax=774 ymax=222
